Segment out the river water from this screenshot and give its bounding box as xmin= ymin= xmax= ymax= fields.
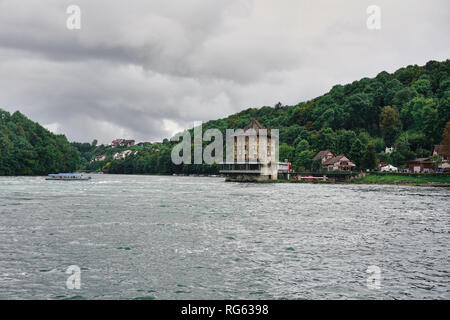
xmin=0 ymin=175 xmax=448 ymax=299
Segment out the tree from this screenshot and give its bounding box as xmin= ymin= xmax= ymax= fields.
xmin=413 ymin=78 xmax=432 ymax=96
xmin=349 ymin=139 xmax=365 ymax=168
xmin=380 ymin=106 xmax=401 ymax=146
xmin=392 ymin=87 xmax=417 ymax=107
xmin=335 ymin=130 xmax=357 ymax=156
xmin=314 ymin=128 xmax=336 ymax=151
xmin=0 ymin=108 xmax=80 ymax=175
xmin=311 ymin=158 xmax=323 ymax=172
xmin=431 ymin=154 xmax=442 ymax=169
xmin=422 ymin=104 xmax=440 ymax=144
xmin=293 ymin=139 xmax=314 ymax=171
xmin=344 ymin=93 xmax=375 ymax=131
xmin=361 ymin=144 xmax=377 ymax=170
xmin=295 ymin=150 xmax=315 ymax=171
xmin=401 ymin=96 xmax=435 ymax=131
xmin=384 ymin=79 xmax=403 ymax=105
xmin=391 ymin=134 xmax=415 ymax=166
xmin=440 ymin=121 xmax=450 ymax=156
xmin=279 ymin=143 xmax=295 ymax=162
xmin=295 ymin=139 xmax=310 ymax=155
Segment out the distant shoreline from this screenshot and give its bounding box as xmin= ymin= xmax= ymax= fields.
xmin=258 ymin=179 xmax=450 ymax=187
xmin=2 ymin=173 xmax=450 ymax=187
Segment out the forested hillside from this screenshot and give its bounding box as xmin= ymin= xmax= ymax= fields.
xmin=201 ymin=59 xmax=450 ymax=169
xmin=3 ymin=59 xmax=449 ymax=176
xmin=0 ymin=109 xmax=80 ymax=175
xmin=87 ymin=59 xmax=449 ymax=174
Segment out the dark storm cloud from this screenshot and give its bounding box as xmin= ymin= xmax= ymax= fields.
xmin=0 ymin=0 xmax=449 ymax=143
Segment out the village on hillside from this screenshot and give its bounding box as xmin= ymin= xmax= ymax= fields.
xmin=91 ymin=139 xmax=163 ymax=163
xmin=311 ymin=144 xmax=449 ymax=173
xmin=77 ymin=119 xmax=450 ymax=184
xmin=219 ymin=120 xmax=450 ymax=183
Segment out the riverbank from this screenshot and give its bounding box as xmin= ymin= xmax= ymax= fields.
xmin=258 ymin=173 xmax=450 ymax=187
xmin=348 ymin=173 xmax=450 ymax=187
xmin=4 ymin=172 xmax=450 ymax=187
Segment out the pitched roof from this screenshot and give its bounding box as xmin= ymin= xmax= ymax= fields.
xmin=234 ymin=119 xmax=271 ymax=136
xmin=434 ymin=144 xmax=450 ymax=155
xmin=323 ymin=154 xmax=352 ymax=166
xmin=243 ymin=119 xmax=266 ymax=131
xmin=408 ymin=157 xmax=433 ymax=164
xmin=312 ymin=150 xmax=334 ymax=161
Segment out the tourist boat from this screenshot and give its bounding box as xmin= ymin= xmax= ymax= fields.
xmin=45 ymin=173 xmax=91 ymax=181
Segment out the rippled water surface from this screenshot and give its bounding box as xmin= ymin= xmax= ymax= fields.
xmin=0 ymin=175 xmax=449 ymax=299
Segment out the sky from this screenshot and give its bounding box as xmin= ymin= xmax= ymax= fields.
xmin=0 ymin=0 xmax=449 ymax=144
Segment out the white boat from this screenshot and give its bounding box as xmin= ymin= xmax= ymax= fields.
xmin=45 ymin=173 xmax=91 ymax=181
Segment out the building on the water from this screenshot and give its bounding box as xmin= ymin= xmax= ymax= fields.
xmin=220 ymin=119 xmax=289 ymax=182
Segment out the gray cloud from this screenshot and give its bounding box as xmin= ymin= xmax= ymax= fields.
xmin=0 ymin=0 xmax=449 ymax=143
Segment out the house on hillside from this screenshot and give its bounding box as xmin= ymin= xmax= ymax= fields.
xmin=385 ymin=147 xmax=394 ymax=154
xmin=112 ymin=150 xmax=138 ymax=160
xmin=407 ymin=157 xmax=435 ymax=173
xmin=137 ymin=142 xmax=152 ymax=146
xmin=322 ymin=154 xmax=356 ymax=171
xmin=433 ymin=145 xmax=449 ymax=161
xmin=312 ymin=150 xmax=356 ymax=171
xmin=111 ymin=139 xmax=135 ymax=148
xmin=312 ymin=150 xmax=335 ymax=165
xmin=380 ymin=164 xmax=398 ymax=172
xmin=406 ymin=145 xmax=450 ymax=173
xmin=94 ymin=155 xmax=107 ymax=162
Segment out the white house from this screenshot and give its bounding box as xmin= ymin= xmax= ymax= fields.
xmin=381 ymin=164 xmax=398 ymax=172
xmin=112 ymin=150 xmax=138 ymax=160
xmin=94 ymin=155 xmax=107 ymax=162
xmin=385 ymin=147 xmax=394 ymax=154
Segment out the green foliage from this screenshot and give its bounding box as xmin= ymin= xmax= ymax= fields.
xmin=413 ymin=78 xmax=432 ymax=96
xmin=349 ymin=139 xmax=366 ymax=168
xmin=391 ymin=134 xmax=415 ymax=166
xmin=294 ymin=150 xmax=315 ymax=171
xmin=351 ymin=173 xmax=450 ymax=185
xmin=361 ymin=144 xmax=377 ymax=170
xmin=430 ymin=154 xmax=443 ymax=167
xmin=279 ymin=143 xmax=295 ymax=162
xmin=311 ymin=158 xmax=323 ymax=172
xmin=0 ymin=109 xmax=80 ymax=175
xmin=380 ymin=106 xmax=401 ymax=146
xmin=441 ymin=121 xmax=450 ymax=155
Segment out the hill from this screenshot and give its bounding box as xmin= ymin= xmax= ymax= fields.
xmin=4 ymin=59 xmax=449 ymax=176
xmin=0 ymin=109 xmax=80 ymax=175
xmin=81 ymin=59 xmax=449 ymax=174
